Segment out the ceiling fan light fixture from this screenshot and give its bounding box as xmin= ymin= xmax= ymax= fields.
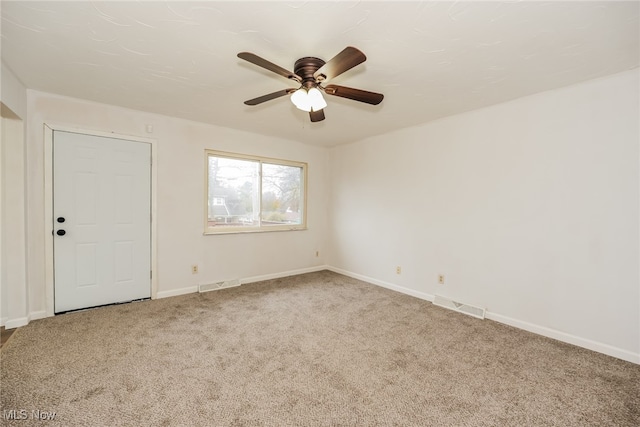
xmin=291 ymin=87 xmax=326 ymax=112
xmin=291 ymin=88 xmax=312 ymax=112
xmin=308 ymin=87 xmax=327 ymax=112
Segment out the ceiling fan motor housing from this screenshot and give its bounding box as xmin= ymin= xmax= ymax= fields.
xmin=294 ymin=57 xmax=326 ymax=88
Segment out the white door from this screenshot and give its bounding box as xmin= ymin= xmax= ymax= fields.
xmin=53 ymin=131 xmax=151 ymax=313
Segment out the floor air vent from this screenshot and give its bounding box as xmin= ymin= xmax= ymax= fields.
xmin=433 ymin=295 xmax=485 ymax=319
xmin=199 ymin=279 xmax=240 ymax=293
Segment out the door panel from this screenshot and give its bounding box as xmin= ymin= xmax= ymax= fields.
xmin=53 ymin=131 xmax=151 ymax=313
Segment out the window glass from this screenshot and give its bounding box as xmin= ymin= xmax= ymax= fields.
xmin=261 ymin=163 xmax=303 ymax=226
xmin=206 ymin=151 xmax=306 ymax=233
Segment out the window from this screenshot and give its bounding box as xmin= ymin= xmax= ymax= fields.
xmin=205 ymin=150 xmax=307 ymax=234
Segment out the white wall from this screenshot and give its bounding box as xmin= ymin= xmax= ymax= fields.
xmin=1 ymin=62 xmax=28 ymax=328
xmin=25 ymin=91 xmax=329 ymax=314
xmin=328 ymin=69 xmax=640 ymax=363
xmin=1 ymin=63 xmax=27 ymax=119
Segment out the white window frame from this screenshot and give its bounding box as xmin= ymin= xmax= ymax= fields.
xmin=204 ymin=150 xmax=308 ymax=234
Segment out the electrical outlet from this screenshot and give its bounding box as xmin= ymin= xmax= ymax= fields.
xmin=438 ymin=274 xmax=445 ymax=284
xmin=192 ymin=265 xmax=199 ymax=274
xmin=396 ymin=266 xmax=402 ymax=275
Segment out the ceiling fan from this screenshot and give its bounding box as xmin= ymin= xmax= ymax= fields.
xmin=237 ymin=47 xmax=384 ymax=123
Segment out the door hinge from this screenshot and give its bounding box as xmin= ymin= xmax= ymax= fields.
xmin=150 ymin=270 xmax=153 ymax=279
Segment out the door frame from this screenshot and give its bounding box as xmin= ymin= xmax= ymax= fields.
xmin=44 ymin=123 xmax=158 ymax=317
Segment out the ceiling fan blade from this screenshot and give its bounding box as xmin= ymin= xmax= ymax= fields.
xmin=238 ymin=52 xmax=301 ymax=82
xmin=313 ymin=47 xmax=367 ymax=82
xmin=309 ymin=109 xmax=325 ymax=122
xmin=244 ymin=89 xmax=295 ymax=106
xmin=323 ymin=85 xmax=384 ymax=105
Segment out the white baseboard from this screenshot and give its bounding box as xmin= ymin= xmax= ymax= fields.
xmin=242 ymin=265 xmax=328 ymax=285
xmin=29 ymin=311 xmax=48 ymax=321
xmin=156 ymin=266 xmax=328 ymax=299
xmin=156 ymin=286 xmax=198 ymax=299
xmin=3 ymin=311 xmax=49 ymax=330
xmin=485 ymin=312 xmax=640 ymax=365
xmin=327 ymin=266 xmax=435 ymax=302
xmin=4 ymin=317 xmax=29 ymax=330
xmin=327 ymin=266 xmax=639 ymax=365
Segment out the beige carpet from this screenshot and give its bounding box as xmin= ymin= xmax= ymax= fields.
xmin=1 ymin=271 xmax=639 ymax=426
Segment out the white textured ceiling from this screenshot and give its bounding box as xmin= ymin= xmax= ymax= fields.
xmin=1 ymin=1 xmax=638 ymax=146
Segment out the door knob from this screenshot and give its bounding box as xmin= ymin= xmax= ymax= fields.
xmin=57 ymin=217 xmax=65 ymax=223
xmin=56 ymin=230 xmax=66 ymax=236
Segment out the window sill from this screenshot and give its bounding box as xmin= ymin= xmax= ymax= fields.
xmin=203 ymin=226 xmax=307 ymax=235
